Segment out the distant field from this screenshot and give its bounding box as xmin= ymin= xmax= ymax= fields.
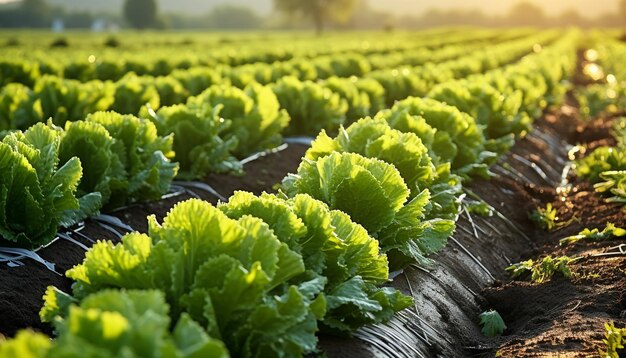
xmin=0 ymin=28 xmax=625 ymax=358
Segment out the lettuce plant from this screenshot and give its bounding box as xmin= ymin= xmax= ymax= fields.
xmin=2 ymin=290 xmax=228 ymax=358
xmin=110 ymin=73 xmax=160 ymax=115
xmin=148 ymin=104 xmax=240 ymax=179
xmin=43 ymin=199 xmax=325 ymax=357
xmin=322 ymin=76 xmax=371 ymax=123
xmin=282 ymin=152 xmax=454 ymax=269
xmin=219 ymin=191 xmax=412 ymax=332
xmin=59 ymin=120 xmax=125 ymax=208
xmin=305 ymin=117 xmax=461 ymax=220
xmin=272 ymin=76 xmax=347 ymax=136
xmin=429 ymin=80 xmax=530 ymax=144
xmin=379 ymin=97 xmax=495 ymax=178
xmin=0 ymin=83 xmax=40 ymax=131
xmin=34 ymin=75 xmax=115 ymax=127
xmin=188 ymin=82 xmax=289 ymax=157
xmin=86 ymin=111 xmax=178 ymax=206
xmin=575 ymin=147 xmax=626 ymax=184
xmin=0 ymin=123 xmax=100 ymax=248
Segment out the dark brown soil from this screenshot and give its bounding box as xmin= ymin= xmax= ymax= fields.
xmin=481 ymin=104 xmax=626 ymax=356
xmin=0 ymin=143 xmax=308 ymax=338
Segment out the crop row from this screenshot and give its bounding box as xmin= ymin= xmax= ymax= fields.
xmin=0 ymin=31 xmax=575 ymax=250
xmin=0 ymin=30 xmax=579 ymax=357
xmin=0 ymin=30 xmax=557 ymax=144
xmin=1 ymin=29 xmax=526 ymax=86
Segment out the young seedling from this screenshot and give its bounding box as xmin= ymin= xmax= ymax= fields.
xmin=529 ymin=203 xmax=558 ymax=231
xmin=506 ymin=255 xmax=580 ymax=283
xmin=479 ymin=310 xmax=506 ymax=337
xmin=560 ymin=222 xmax=626 ymax=245
xmin=599 ymin=321 xmax=625 ymax=358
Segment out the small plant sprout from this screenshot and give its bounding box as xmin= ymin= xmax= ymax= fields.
xmin=599 ymin=321 xmax=625 ymax=358
xmin=506 ymin=255 xmax=581 ymax=283
xmin=529 ymin=203 xmax=558 ymax=231
xmin=560 ymin=222 xmax=626 ymax=245
xmin=479 ymin=310 xmax=506 ymax=337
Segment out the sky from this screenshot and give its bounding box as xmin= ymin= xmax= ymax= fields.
xmin=367 ymin=0 xmax=619 ymax=18
xmin=0 ymin=0 xmax=620 ymax=18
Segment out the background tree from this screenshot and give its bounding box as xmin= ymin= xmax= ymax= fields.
xmin=18 ymin=0 xmax=49 ymax=27
xmin=507 ymin=1 xmax=546 ymax=27
xmin=123 ymin=0 xmax=158 ymax=29
xmin=273 ymin=0 xmax=356 ymax=34
xmin=207 ymin=5 xmax=261 ymax=29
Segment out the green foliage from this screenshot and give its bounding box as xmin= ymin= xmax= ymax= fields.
xmin=153 ymin=76 xmax=189 ymax=106
xmin=611 ymin=117 xmax=626 ymax=147
xmin=0 ymin=83 xmax=40 ymax=131
xmin=378 ymin=97 xmax=494 ymax=178
xmin=0 ymin=330 xmax=51 ymax=358
xmin=188 ymin=83 xmax=289 ymax=157
xmin=148 ymin=104 xmax=240 ymax=179
xmin=282 ymin=152 xmax=455 ymax=268
xmin=86 ymin=111 xmax=178 ymax=206
xmin=322 ymin=76 xmax=371 ymax=123
xmin=170 ymin=68 xmax=223 ymax=97
xmin=0 ymin=123 xmax=100 ymax=247
xmin=575 ymin=147 xmax=626 ymax=183
xmin=479 ymin=310 xmax=506 ymax=337
xmin=560 ymin=222 xmax=626 ymax=245
xmin=429 ymin=80 xmax=529 ymax=144
xmin=369 ymin=68 xmax=428 ymax=106
xmin=464 ymin=199 xmax=494 ymax=217
xmin=123 ymin=0 xmax=159 ymax=29
xmin=33 ymin=76 xmax=115 ymax=127
xmin=7 ymin=289 xmax=228 ymax=358
xmin=110 ymin=73 xmax=160 ymax=115
xmin=218 ymin=191 xmax=412 ymax=332
xmin=44 ymin=199 xmax=324 ymax=357
xmin=506 ymin=255 xmax=579 ymax=283
xmin=59 ymin=120 xmax=125 ymax=208
xmin=576 ymin=84 xmax=625 ymax=119
xmin=529 ymin=203 xmax=558 ymax=231
xmin=305 ymin=117 xmax=461 ymax=220
xmin=600 ymin=321 xmax=626 ymax=358
xmin=594 ymin=170 xmax=626 ymax=205
xmin=273 ymin=0 xmax=357 ymax=33
xmin=272 ymin=76 xmax=347 ymax=136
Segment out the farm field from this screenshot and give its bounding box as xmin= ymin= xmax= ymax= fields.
xmin=0 ymin=28 xmax=625 ymax=358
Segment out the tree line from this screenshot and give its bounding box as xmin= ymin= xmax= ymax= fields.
xmin=1 ymin=0 xmax=625 ymax=31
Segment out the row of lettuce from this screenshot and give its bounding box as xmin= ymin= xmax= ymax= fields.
xmin=0 ymin=31 xmax=579 ymax=357
xmin=575 ymin=32 xmax=626 ymax=119
xmin=0 ymin=31 xmax=554 ymax=140
xmin=0 ymin=29 xmax=523 ymax=87
xmin=573 ymin=34 xmax=626 ymax=206
xmin=0 ymin=31 xmax=569 ymax=250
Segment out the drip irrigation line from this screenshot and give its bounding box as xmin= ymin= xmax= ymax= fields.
xmin=463 ymin=206 xmax=481 ymax=240
xmin=510 ymin=153 xmax=556 ymax=186
xmin=449 ymin=236 xmax=495 ymax=281
xmin=590 ymin=244 xmax=626 ymax=257
xmin=493 ymin=163 xmax=534 ymax=184
xmin=402 ymin=309 xmax=448 ymax=345
xmin=240 ymin=143 xmax=289 ymax=165
xmin=463 ymin=188 xmax=533 ymax=245
xmin=283 ymin=137 xmax=315 ymax=146
xmin=95 ymin=222 xmax=124 ymax=239
xmin=355 ymin=327 xmax=411 ymax=358
xmin=57 ymin=232 xmax=89 ymax=251
xmin=94 ymin=214 xmax=135 ymax=233
xmin=160 ymin=187 xmax=187 ymax=200
xmin=173 ymin=181 xmax=227 ymax=202
xmin=73 ymin=229 xmax=95 ymax=244
xmin=0 ymin=247 xmax=60 ymax=276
